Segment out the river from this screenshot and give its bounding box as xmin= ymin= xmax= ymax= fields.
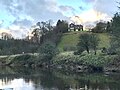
xmin=0 ymin=67 xmax=120 ymax=90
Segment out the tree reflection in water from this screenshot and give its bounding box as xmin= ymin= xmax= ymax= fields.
xmin=0 ymin=67 xmax=120 ymax=90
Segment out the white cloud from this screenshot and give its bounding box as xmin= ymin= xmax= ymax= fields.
xmin=9 ymin=25 xmax=30 ymax=39
xmin=0 ymin=0 xmax=118 ymax=38
xmin=93 ymin=0 xmax=118 ymax=16
xmin=71 ymin=9 xmax=111 ymax=24
xmin=70 ymin=0 xmax=118 ymax=26
xmin=0 ymin=25 xmax=29 ymax=39
xmin=0 ymin=0 xmax=68 ymax=38
xmin=12 ymin=19 xmax=33 ymax=27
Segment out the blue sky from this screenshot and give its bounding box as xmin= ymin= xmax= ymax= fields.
xmin=0 ymin=0 xmax=118 ymax=38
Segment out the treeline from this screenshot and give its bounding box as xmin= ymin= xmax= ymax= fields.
xmin=0 ymin=20 xmax=69 ymax=55
xmin=29 ymin=19 xmax=68 ymax=45
xmin=0 ymin=39 xmax=38 ymax=55
xmin=91 ymin=21 xmax=111 ymax=33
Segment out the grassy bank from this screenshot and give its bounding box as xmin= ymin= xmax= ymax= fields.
xmin=53 ymin=51 xmax=118 ymax=71
xmin=0 ymin=52 xmax=119 ymax=72
xmin=57 ymin=32 xmax=110 ymax=51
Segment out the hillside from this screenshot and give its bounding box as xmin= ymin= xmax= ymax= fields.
xmin=57 ymin=31 xmax=110 ymax=51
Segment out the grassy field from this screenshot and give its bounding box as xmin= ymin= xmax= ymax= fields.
xmin=57 ymin=31 xmax=82 ymax=51
xmin=57 ymin=31 xmax=110 ymax=51
xmin=97 ymin=33 xmax=110 ymax=48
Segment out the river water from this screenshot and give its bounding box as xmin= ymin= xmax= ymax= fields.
xmin=0 ymin=67 xmax=120 ymax=90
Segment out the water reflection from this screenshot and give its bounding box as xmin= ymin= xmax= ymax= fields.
xmin=0 ymin=67 xmax=120 ymax=90
xmin=0 ymin=78 xmax=34 ymax=90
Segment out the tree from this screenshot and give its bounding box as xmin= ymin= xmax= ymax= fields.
xmin=92 ymin=22 xmax=107 ymax=33
xmin=108 ymin=13 xmax=120 ymax=54
xmin=90 ymin=34 xmax=99 ymax=55
xmin=30 ymin=19 xmax=68 ymax=46
xmin=56 ymin=20 xmax=68 ymax=33
xmin=77 ymin=33 xmax=91 ymax=54
xmin=31 ymin=20 xmax=53 ymax=44
xmin=106 ymin=21 xmax=112 ymax=33
xmin=31 ymin=27 xmax=41 ymax=44
xmin=38 ymin=41 xmax=59 ymax=66
xmin=77 ymin=33 xmax=99 ymax=55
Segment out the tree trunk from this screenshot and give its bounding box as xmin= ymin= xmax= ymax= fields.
xmin=94 ymin=47 xmax=97 ymax=55
xmin=86 ymin=46 xmax=89 ymax=54
xmin=94 ymin=50 xmax=96 ymax=55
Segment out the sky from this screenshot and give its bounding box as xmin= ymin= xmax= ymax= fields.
xmin=0 ymin=0 xmax=119 ymax=38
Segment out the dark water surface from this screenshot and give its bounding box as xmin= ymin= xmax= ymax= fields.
xmin=0 ymin=67 xmax=120 ymax=90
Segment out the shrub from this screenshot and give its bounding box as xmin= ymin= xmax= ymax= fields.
xmin=53 ymin=54 xmax=83 ymax=65
xmin=80 ymin=54 xmax=114 ymax=67
xmin=53 ymin=51 xmax=114 ymax=67
xmin=38 ymin=41 xmax=59 ymax=66
xmin=10 ymin=54 xmax=34 ymax=66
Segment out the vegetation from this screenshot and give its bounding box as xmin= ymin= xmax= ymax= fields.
xmin=92 ymin=22 xmax=107 ymax=33
xmin=0 ymin=39 xmax=38 ymax=55
xmin=37 ymin=41 xmax=59 ymax=66
xmin=1 ymin=5 xmax=120 ymax=73
xmin=108 ymin=13 xmax=120 ymax=54
xmin=58 ymin=32 xmax=81 ymax=51
xmin=52 ymin=51 xmax=117 ymax=72
xmin=77 ymin=33 xmax=99 ymax=54
xmin=58 ymin=32 xmax=110 ymax=51
xmin=98 ymin=33 xmax=110 ymax=48
xmin=55 ymin=20 xmax=68 ymax=33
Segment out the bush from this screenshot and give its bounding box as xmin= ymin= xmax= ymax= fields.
xmin=38 ymin=41 xmax=59 ymax=66
xmin=10 ymin=54 xmax=35 ymax=66
xmin=53 ymin=54 xmax=83 ymax=65
xmin=53 ymin=52 xmax=114 ymax=68
xmin=80 ymin=54 xmax=114 ymax=67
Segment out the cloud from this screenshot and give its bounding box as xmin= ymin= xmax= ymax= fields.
xmin=59 ymin=5 xmax=76 ymax=16
xmin=0 ymin=0 xmax=69 ymax=23
xmin=83 ymin=0 xmax=95 ymax=3
xmin=59 ymin=5 xmax=75 ymax=12
xmin=70 ymin=9 xmax=111 ymax=25
xmin=0 ymin=0 xmax=68 ymax=38
xmin=12 ymin=19 xmax=33 ymax=27
xmin=0 ymin=0 xmax=67 ymax=21
xmin=0 ymin=25 xmax=29 ymax=39
xmin=8 ymin=25 xmax=29 ymax=39
xmin=0 ymin=0 xmax=118 ymax=38
xmin=93 ymin=0 xmax=118 ymax=16
xmin=70 ymin=0 xmax=118 ymax=26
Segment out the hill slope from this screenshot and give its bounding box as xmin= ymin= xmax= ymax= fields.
xmin=57 ymin=31 xmax=110 ymax=51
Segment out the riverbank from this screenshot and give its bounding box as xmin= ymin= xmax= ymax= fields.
xmin=0 ymin=52 xmax=120 ymax=72
xmin=53 ymin=52 xmax=120 ymax=73
xmin=0 ymin=52 xmax=120 ymax=73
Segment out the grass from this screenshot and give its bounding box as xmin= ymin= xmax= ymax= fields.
xmin=57 ymin=31 xmax=84 ymax=51
xmin=57 ymin=31 xmax=110 ymax=51
xmin=97 ymin=33 xmax=111 ymax=49
xmin=53 ymin=51 xmax=115 ymax=68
